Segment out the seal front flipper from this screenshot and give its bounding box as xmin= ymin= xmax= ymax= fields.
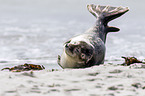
xmin=107 ymin=26 xmax=120 ymax=32
xmin=87 ymin=4 xmax=129 ymax=33
xmin=57 ymin=55 xmax=64 ymax=69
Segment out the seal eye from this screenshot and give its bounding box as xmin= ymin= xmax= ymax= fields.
xmin=74 ymin=42 xmax=77 ymax=44
xmin=81 ymin=53 xmax=86 ymax=59
xmin=65 ymin=40 xmax=71 ymax=44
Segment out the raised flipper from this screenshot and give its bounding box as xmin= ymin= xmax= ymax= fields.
xmin=87 ymin=4 xmax=129 ymax=32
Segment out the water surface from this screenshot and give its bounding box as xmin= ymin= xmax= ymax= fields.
xmin=0 ymin=0 xmax=145 ymax=69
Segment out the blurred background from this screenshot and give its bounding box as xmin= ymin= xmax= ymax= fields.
xmin=0 ymin=0 xmax=145 ymax=69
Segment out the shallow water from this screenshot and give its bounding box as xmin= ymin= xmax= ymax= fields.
xmin=0 ymin=0 xmax=145 ymax=69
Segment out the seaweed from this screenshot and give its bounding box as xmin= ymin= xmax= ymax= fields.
xmin=121 ymin=56 xmax=142 ymax=66
xmin=1 ymin=63 xmax=45 ymax=72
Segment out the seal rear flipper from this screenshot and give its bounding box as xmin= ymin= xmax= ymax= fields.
xmin=87 ymin=4 xmax=129 ymax=23
xmin=87 ymin=4 xmax=129 ymax=32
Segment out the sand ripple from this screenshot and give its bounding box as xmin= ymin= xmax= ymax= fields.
xmin=0 ymin=64 xmax=145 ymax=96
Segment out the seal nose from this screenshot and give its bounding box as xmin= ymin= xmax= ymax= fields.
xmin=65 ymin=43 xmax=75 ymax=52
xmin=65 ymin=43 xmax=72 ymax=48
xmin=65 ymin=43 xmax=69 ymax=48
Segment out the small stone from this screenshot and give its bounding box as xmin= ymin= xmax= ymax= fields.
xmin=108 ymin=86 xmax=118 ymax=90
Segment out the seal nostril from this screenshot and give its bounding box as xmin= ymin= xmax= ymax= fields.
xmin=65 ymin=44 xmax=69 ymax=48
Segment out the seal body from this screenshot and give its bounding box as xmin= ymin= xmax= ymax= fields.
xmin=59 ymin=29 xmax=105 ymax=68
xmin=58 ymin=4 xmax=129 ymax=68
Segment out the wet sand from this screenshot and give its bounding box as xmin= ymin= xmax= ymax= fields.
xmin=1 ymin=63 xmax=145 ymax=96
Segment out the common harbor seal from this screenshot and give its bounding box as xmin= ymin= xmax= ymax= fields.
xmin=58 ymin=4 xmax=129 ymax=68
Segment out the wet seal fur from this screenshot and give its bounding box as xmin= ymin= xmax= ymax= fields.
xmin=58 ymin=4 xmax=129 ymax=68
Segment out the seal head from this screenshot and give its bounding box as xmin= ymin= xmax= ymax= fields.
xmin=65 ymin=40 xmax=94 ymax=65
xmin=58 ymin=40 xmax=95 ymax=68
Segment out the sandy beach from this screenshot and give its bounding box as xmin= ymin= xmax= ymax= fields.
xmin=1 ymin=63 xmax=145 ymax=96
